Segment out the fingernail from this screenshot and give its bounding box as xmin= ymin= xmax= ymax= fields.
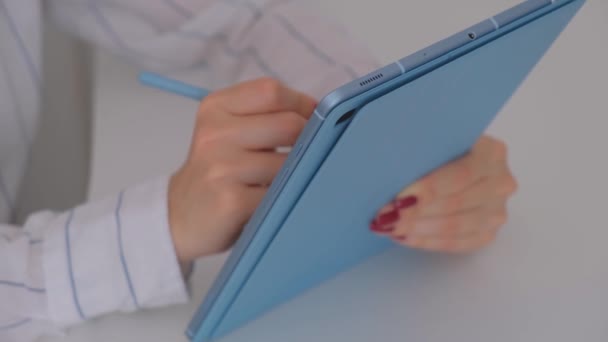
xmin=370 ymin=209 xmax=399 ymax=233
xmin=376 ymin=209 xmax=400 ymax=225
xmin=395 ymin=196 xmax=418 ymax=210
xmin=370 ymin=221 xmax=395 ymax=233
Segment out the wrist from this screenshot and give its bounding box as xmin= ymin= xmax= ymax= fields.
xmin=168 ymin=171 xmax=193 ymax=264
xmin=168 ymin=170 xmax=221 ymax=264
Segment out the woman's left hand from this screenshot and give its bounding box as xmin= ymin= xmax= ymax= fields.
xmin=370 ymin=135 xmax=518 ymax=253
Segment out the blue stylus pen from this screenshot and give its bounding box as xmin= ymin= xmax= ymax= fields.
xmin=138 ymin=71 xmax=210 ymax=101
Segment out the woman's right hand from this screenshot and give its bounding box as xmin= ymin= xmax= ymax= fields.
xmin=168 ymin=78 xmax=317 ymax=265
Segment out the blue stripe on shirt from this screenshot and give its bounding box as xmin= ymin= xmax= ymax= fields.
xmin=0 ymin=318 xmax=32 ymax=331
xmin=87 ymin=0 xmax=179 ymax=65
xmin=1 ymin=232 xmax=43 ymax=245
xmin=99 ymin=2 xmax=165 ymax=33
xmin=274 ymin=14 xmax=336 ymax=66
xmin=115 ymin=191 xmax=140 ymax=309
xmin=88 ymin=1 xmax=134 ymax=53
xmin=174 ymin=30 xmax=237 ymax=57
xmin=224 ymin=0 xmax=262 ymax=21
xmin=64 ymin=209 xmax=86 ymax=320
xmin=246 ymin=47 xmax=281 ymax=78
xmin=173 ymin=30 xmax=280 ymax=78
xmin=163 ymin=0 xmax=193 ymax=19
xmin=274 ymin=14 xmax=360 ymax=79
xmin=0 ymin=1 xmax=41 ymax=90
xmin=342 ymin=64 xmax=360 ymax=80
xmin=0 ymin=280 xmax=45 ymax=294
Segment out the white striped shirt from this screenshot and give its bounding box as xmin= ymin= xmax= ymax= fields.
xmin=0 ymin=0 xmax=378 ymax=340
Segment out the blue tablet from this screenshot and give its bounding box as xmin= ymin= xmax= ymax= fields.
xmin=188 ymin=0 xmax=585 ymax=340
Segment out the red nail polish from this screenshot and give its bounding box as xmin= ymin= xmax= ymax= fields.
xmin=370 ymin=208 xmax=400 ymax=233
xmin=395 ymin=196 xmax=418 ymax=210
xmin=376 ymin=209 xmax=400 ymax=225
xmin=370 ymin=221 xmax=395 ymax=233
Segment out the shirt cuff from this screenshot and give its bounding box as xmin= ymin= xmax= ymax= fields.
xmin=43 ymin=176 xmax=188 ymax=327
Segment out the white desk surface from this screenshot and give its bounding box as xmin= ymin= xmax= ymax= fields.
xmin=44 ymin=0 xmax=608 ymax=341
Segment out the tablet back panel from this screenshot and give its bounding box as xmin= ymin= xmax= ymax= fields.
xmin=210 ymin=1 xmax=584 ymax=338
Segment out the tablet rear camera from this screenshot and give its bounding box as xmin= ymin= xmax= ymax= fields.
xmin=468 ymin=32 xmax=477 ymax=40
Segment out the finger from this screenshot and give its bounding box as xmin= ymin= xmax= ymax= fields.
xmin=207 ymin=78 xmax=317 ymax=118
xmin=235 ymin=152 xmax=288 ymax=185
xmin=393 ymin=229 xmax=498 ymax=254
xmin=227 ymin=111 xmax=307 ymax=150
xmin=395 ymin=153 xmax=485 ymax=208
xmin=391 ymin=204 xmax=507 ymax=239
xmin=474 ymin=135 xmax=509 ymax=167
xmin=370 ymin=202 xmax=402 ymax=236
xmin=395 ymin=136 xmax=510 ymax=207
xmin=206 ymin=151 xmax=288 ymax=186
xmin=415 ymin=172 xmax=517 ymax=217
xmin=368 ymin=174 xmax=513 ymax=235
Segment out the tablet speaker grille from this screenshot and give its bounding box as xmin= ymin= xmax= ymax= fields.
xmin=359 ymin=73 xmax=384 ymax=87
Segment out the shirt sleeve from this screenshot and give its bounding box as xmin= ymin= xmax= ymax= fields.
xmin=0 ymin=177 xmax=188 ymax=342
xmin=46 ymin=0 xmax=381 ymax=98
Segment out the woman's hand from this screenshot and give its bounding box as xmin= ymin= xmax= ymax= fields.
xmin=168 ymin=76 xmax=515 ymax=265
xmin=370 ymin=135 xmax=518 ymax=253
xmin=168 ymin=78 xmax=316 ymax=265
